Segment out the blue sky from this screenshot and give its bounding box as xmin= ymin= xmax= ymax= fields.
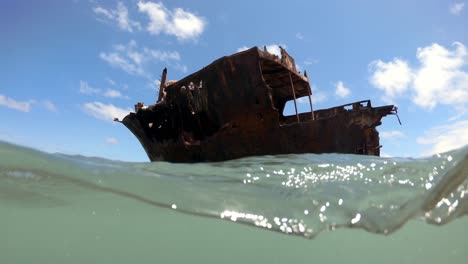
xmin=1 ymin=0 xmax=467 ymax=161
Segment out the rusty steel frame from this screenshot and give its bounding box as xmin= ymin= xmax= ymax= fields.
xmin=118 ymin=47 xmax=397 ymax=162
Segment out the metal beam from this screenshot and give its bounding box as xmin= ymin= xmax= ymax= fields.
xmin=289 ymin=71 xmax=300 ymax=123
xmin=304 ymin=71 xmax=314 ymax=120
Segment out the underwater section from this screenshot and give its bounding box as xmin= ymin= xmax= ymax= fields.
xmin=1 ymin=141 xmax=467 ymax=239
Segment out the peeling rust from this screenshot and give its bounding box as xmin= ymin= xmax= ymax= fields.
xmin=118 ymin=47 xmax=398 ymax=162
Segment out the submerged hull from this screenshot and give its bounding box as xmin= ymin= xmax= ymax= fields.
xmin=119 ymin=47 xmax=397 ymax=162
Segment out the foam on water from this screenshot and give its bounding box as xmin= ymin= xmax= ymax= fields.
xmin=1 ymin=141 xmax=467 ymax=240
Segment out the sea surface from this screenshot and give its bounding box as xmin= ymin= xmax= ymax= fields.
xmin=1 ymin=141 xmax=468 ymax=264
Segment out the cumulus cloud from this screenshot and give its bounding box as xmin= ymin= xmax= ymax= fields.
xmin=80 ymin=80 xmax=101 ymax=95
xmin=94 ymin=7 xmax=113 ymax=19
xmin=417 ymin=120 xmax=468 ymax=155
xmin=449 ymin=2 xmax=465 ymax=15
xmin=237 ymin=46 xmax=250 ymax=52
xmin=0 ymin=94 xmax=33 ymax=112
xmin=237 ymin=44 xmax=287 ymax=58
xmin=42 ymin=100 xmax=58 ymax=112
xmin=93 ymin=2 xmax=141 ymax=32
xmin=80 ymin=81 xmax=128 ymax=99
xmin=313 ymin=91 xmax=328 ymax=103
xmin=412 ymin=42 xmax=468 ymax=109
xmin=298 ymin=85 xmax=327 ymax=104
xmin=105 ymin=137 xmax=119 ymax=144
xmin=99 ymin=40 xmax=183 ymax=77
xmin=449 ymin=106 xmax=467 ymax=121
xmin=335 ymin=81 xmax=351 ymax=98
xmin=82 ymin=102 xmax=131 ymax=122
xmin=99 ymin=40 xmax=145 ymax=76
xmin=369 ymin=58 xmax=412 ymax=103
xmin=0 ymin=94 xmax=58 ymax=113
xmin=369 ymin=42 xmax=468 ymax=109
xmin=138 ymin=1 xmax=205 ymax=41
xmin=294 ymin=84 xmax=326 ymax=106
xmin=265 ymin=44 xmax=286 ymax=57
xmin=143 ymin=47 xmax=180 ymax=61
xmin=103 ymin=89 xmax=127 ymax=98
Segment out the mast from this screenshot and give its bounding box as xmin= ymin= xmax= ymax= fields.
xmin=157 ymin=67 xmax=167 ymax=102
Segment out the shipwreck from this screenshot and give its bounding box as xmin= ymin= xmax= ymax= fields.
xmin=116 ymin=47 xmax=399 ymax=162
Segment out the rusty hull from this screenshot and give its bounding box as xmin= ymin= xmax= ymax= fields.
xmin=120 ymin=47 xmax=397 ymax=162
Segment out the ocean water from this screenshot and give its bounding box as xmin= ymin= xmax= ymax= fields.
xmin=1 ymin=141 xmax=467 ymax=264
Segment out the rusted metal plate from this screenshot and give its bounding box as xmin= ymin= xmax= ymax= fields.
xmin=118 ymin=47 xmax=397 ymax=162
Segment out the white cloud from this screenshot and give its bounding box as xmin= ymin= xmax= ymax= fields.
xmin=311 ymin=84 xmax=327 ymax=104
xmin=304 ymin=58 xmax=319 ymax=65
xmin=100 ymin=44 xmax=145 ymax=76
xmin=128 ymin=50 xmax=143 ymax=65
xmin=82 ymin=102 xmax=131 ymax=122
xmin=168 ymin=8 xmax=205 ymax=40
xmin=236 ymin=44 xmax=287 ymax=57
xmin=105 ymin=137 xmax=119 ymax=144
xmin=265 ymin=44 xmax=286 ymax=57
xmin=143 ymin=48 xmax=181 ymax=61
xmin=449 ymin=106 xmax=467 ymax=121
xmin=100 ymin=40 xmax=183 ymax=77
xmin=173 ymin=63 xmax=188 ymax=73
xmin=335 ymin=81 xmax=351 ymax=98
xmin=311 ymin=85 xmax=327 ymax=104
xmin=80 ymin=80 xmax=101 ymax=95
xmin=103 ymin=89 xmax=127 ymax=99
xmin=42 ymin=100 xmax=58 ymax=112
xmin=449 ymin=2 xmax=465 ymax=15
xmin=369 ymin=42 xmax=468 ymax=109
xmin=380 ymin=130 xmax=406 ymax=139
xmin=417 ymin=120 xmax=468 ymax=155
xmin=94 ymin=7 xmax=113 ymax=19
xmin=412 ymin=42 xmax=468 ymax=109
xmin=0 ymin=94 xmax=33 ymax=112
xmin=138 ymin=1 xmax=205 ymax=41
xmin=138 ymin=1 xmax=168 ymax=34
xmin=294 ymin=84 xmax=326 ymax=104
xmin=369 ymin=58 xmax=412 ymax=102
xmin=106 ymin=78 xmax=116 ymax=86
xmin=237 ymin=46 xmax=249 ymax=52
xmin=80 ymin=81 xmax=128 ymax=99
xmin=0 ymin=94 xmax=57 ymax=113
xmin=313 ymin=91 xmax=328 ymax=103
xmin=115 ymin=2 xmax=141 ymax=32
xmin=100 ymin=51 xmax=143 ymax=75
xmin=93 ymin=2 xmax=141 ymax=32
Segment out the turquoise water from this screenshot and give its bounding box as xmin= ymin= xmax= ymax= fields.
xmin=1 ymin=141 xmax=467 ymax=263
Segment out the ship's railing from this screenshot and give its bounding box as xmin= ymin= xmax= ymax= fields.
xmin=314 ymin=100 xmax=372 ymax=120
xmin=280 ymin=100 xmax=372 ymax=125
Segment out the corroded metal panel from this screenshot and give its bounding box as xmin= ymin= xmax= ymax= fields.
xmin=118 ymin=47 xmax=397 ymax=162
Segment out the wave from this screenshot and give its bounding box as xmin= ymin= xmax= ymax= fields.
xmin=1 ymin=141 xmax=467 ymax=239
